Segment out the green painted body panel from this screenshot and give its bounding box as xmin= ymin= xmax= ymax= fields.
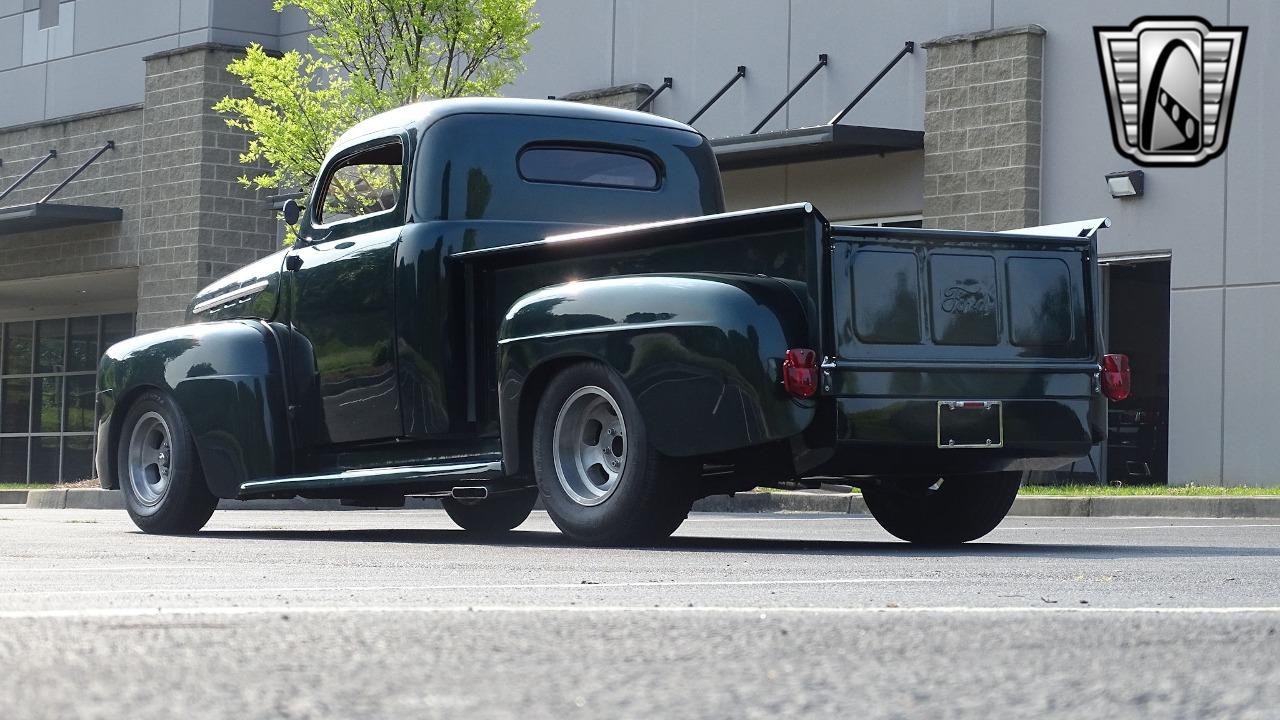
xmin=95 ymin=320 xmax=290 ymax=497
xmin=95 ymin=99 xmax=1106 ymax=501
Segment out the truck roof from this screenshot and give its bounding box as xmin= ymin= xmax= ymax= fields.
xmin=338 ymin=97 xmax=698 ymax=145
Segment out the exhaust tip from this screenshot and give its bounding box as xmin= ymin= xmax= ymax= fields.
xmin=451 ymin=486 xmax=489 ymax=500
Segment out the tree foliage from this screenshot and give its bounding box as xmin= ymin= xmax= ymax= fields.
xmin=214 ymin=0 xmax=538 ymax=198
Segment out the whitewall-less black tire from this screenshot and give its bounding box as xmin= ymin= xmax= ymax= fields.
xmin=862 ymin=472 xmax=1022 ymax=544
xmin=117 ymin=390 xmax=218 ymax=534
xmin=532 ymin=362 xmax=697 ymax=546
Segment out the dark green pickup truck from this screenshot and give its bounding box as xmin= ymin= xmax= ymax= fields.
xmin=96 ymin=98 xmax=1128 ymax=545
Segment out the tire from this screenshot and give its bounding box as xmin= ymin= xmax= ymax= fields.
xmin=442 ymin=488 xmax=537 ymax=533
xmin=117 ymin=390 xmax=218 ymax=534
xmin=862 ymin=472 xmax=1022 ymax=544
xmin=532 ymin=361 xmax=697 ymax=545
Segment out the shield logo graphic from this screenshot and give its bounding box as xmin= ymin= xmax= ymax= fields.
xmin=1095 ymin=17 xmax=1247 ymax=166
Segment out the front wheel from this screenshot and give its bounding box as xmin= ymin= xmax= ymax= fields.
xmin=442 ymin=488 xmax=537 ymax=533
xmin=532 ymin=362 xmax=697 ymax=546
xmin=862 ymin=472 xmax=1022 ymax=544
xmin=117 ymin=390 xmax=218 ymax=534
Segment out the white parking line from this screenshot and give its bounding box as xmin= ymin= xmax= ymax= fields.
xmin=1 ymin=576 xmax=942 ymax=597
xmin=0 ymin=565 xmax=222 ymax=574
xmin=1000 ymin=524 xmax=1280 ymax=530
xmin=1 ymin=604 xmax=1278 ymax=621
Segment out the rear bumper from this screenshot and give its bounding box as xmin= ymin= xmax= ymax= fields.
xmin=810 ymin=396 xmax=1101 ymax=477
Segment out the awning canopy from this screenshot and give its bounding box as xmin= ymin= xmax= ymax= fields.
xmin=0 ymin=203 xmax=123 ymax=235
xmin=711 ymin=125 xmax=923 ymax=171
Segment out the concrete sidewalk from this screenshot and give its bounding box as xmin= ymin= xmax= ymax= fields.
xmin=5 ymin=488 xmax=1280 ymax=518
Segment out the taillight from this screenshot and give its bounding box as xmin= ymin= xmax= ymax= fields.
xmin=1101 ymin=353 xmax=1130 ymax=401
xmin=783 ymin=348 xmax=819 ymax=398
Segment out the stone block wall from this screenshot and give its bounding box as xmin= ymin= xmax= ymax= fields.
xmin=137 ymin=44 xmax=278 ymax=331
xmin=922 ymin=26 xmax=1044 ymax=231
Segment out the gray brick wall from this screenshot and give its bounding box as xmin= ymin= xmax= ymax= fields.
xmin=0 ymin=106 xmax=143 ymax=283
xmin=137 ymin=44 xmax=278 ymax=332
xmin=922 ymin=26 xmax=1044 ymax=232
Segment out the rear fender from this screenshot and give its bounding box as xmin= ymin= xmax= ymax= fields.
xmin=497 ymin=274 xmax=815 ymax=475
xmin=95 ymin=320 xmax=289 ymax=498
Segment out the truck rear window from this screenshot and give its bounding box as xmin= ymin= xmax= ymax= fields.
xmin=852 ymin=250 xmax=921 ymax=344
xmin=1006 ymin=257 xmax=1073 ymax=346
xmin=518 ymin=146 xmax=659 ymax=189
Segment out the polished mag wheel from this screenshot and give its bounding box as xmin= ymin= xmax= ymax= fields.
xmin=126 ymin=411 xmax=174 ymax=507
xmin=552 ymin=386 xmax=628 ymax=506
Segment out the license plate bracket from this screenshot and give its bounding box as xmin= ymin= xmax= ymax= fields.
xmin=937 ymin=400 xmax=1003 ymax=448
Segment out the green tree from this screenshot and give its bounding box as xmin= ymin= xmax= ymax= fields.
xmin=214 ymin=0 xmax=538 ymax=201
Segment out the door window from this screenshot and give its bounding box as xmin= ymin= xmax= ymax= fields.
xmin=315 ymin=142 xmax=404 ymax=225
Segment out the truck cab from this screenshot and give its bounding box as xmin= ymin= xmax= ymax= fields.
xmin=96 ymin=98 xmax=1122 ymax=545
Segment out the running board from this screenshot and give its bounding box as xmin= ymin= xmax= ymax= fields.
xmin=237 ymin=459 xmax=504 ymax=496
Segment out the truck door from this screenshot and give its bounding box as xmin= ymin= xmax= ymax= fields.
xmin=284 ymin=136 xmax=407 ymax=448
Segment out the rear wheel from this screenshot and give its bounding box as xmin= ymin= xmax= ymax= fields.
xmin=862 ymin=472 xmax=1022 ymax=544
xmin=442 ymin=488 xmax=537 ymax=533
xmin=532 ymin=362 xmax=696 ymax=545
xmin=117 ymin=390 xmax=217 ymax=534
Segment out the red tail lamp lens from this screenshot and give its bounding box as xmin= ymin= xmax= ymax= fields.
xmin=783 ymin=348 xmax=819 ymax=398
xmin=1101 ymin=353 xmax=1130 ymax=402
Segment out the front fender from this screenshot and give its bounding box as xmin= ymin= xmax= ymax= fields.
xmin=95 ymin=320 xmax=289 ymax=498
xmin=497 ymin=274 xmax=815 ymax=474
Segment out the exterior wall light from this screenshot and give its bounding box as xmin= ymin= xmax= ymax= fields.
xmin=1106 ymin=170 xmax=1144 ymax=198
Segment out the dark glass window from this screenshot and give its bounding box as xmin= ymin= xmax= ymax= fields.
xmin=35 ymin=318 xmax=65 ymax=373
xmin=28 ymin=436 xmax=59 ymax=484
xmin=67 ymin=316 xmax=99 ymax=372
xmin=61 ymin=436 xmax=93 ymax=484
xmin=64 ymin=375 xmax=96 ymax=433
xmin=519 ymin=147 xmax=660 ymax=189
xmin=101 ymin=314 xmax=134 ymax=350
xmin=853 ymin=251 xmax=921 ymax=344
xmin=31 ymin=376 xmax=62 ymax=433
xmin=0 ymin=437 xmax=26 ymax=484
xmin=930 ymin=254 xmax=999 ymax=346
xmin=1 ymin=312 xmax=133 ymax=484
xmin=3 ymin=322 xmax=33 ymax=375
xmin=1 ymin=378 xmax=31 ymax=433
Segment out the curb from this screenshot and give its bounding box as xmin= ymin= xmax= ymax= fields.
xmin=0 ymin=490 xmax=28 ymax=505
xmin=15 ymin=489 xmax=1280 ymax=519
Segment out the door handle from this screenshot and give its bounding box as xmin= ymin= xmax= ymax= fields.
xmin=285 ymin=254 xmax=304 ymax=272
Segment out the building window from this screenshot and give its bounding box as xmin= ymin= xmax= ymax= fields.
xmin=839 ymin=214 xmax=925 ymax=228
xmin=38 ymin=0 xmax=59 ymax=30
xmin=0 ymin=312 xmax=134 ymax=485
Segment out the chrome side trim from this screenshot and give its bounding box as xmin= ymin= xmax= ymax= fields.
xmin=238 ymin=461 xmax=502 ymax=492
xmin=192 ymin=279 xmax=269 ymax=315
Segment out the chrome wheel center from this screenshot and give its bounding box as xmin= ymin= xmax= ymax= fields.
xmin=552 ymin=386 xmax=628 ymax=506
xmin=127 ymin=411 xmax=174 ymax=507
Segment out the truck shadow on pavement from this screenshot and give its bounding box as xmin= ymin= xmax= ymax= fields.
xmin=193 ymin=528 xmax=1280 ymax=560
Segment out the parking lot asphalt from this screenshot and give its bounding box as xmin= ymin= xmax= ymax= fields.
xmin=1 ymin=508 xmax=1278 ymax=719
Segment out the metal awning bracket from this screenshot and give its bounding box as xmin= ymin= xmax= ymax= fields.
xmin=750 ymin=53 xmax=828 ymax=134
xmin=636 ymin=77 xmax=673 ymax=112
xmin=828 ymin=41 xmax=915 ymax=126
xmin=0 ymin=149 xmax=57 ymax=204
xmin=688 ymin=65 xmax=747 ymax=125
xmin=40 ymin=140 xmax=115 ymax=203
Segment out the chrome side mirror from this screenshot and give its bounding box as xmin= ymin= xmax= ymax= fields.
xmin=282 ymin=198 xmax=301 ymax=226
